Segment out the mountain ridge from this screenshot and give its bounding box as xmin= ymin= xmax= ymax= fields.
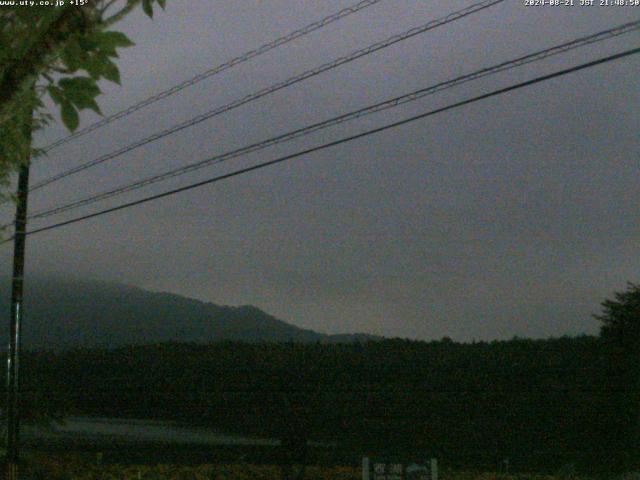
xmin=0 ymin=276 xmax=381 ymax=349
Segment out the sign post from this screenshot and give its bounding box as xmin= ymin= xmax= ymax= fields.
xmin=430 ymin=458 xmax=438 ymax=480
xmin=363 ymin=457 xmax=436 ymax=480
xmin=363 ymin=457 xmax=370 ymax=480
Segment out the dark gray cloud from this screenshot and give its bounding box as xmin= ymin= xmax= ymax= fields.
xmin=1 ymin=0 xmax=638 ymax=340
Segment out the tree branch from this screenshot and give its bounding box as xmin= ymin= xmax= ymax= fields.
xmin=102 ymin=0 xmax=142 ymax=28
xmin=0 ymin=7 xmax=85 ymax=122
xmin=100 ymin=0 xmax=119 ymax=13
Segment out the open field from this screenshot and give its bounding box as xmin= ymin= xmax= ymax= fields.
xmin=22 ymin=455 xmax=594 ymax=480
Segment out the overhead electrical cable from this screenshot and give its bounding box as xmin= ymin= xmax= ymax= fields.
xmin=22 ymin=20 xmax=640 ymax=223
xmin=39 ymin=0 xmax=387 ymax=153
xmin=3 ymin=46 xmax=636 ymax=243
xmin=29 ymin=0 xmax=506 ymax=191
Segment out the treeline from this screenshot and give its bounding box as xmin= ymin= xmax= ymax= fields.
xmin=13 ymin=335 xmax=627 ymax=474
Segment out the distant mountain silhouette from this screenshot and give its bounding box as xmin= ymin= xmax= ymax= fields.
xmin=0 ymin=277 xmax=380 ymax=349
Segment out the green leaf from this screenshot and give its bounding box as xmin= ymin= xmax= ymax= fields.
xmin=142 ymin=0 xmax=153 ymax=17
xmin=58 ymin=77 xmax=102 ymax=115
xmin=60 ymin=101 xmax=79 ymax=132
xmin=77 ymin=35 xmax=100 ymax=52
xmin=84 ymin=57 xmax=105 ymax=80
xmin=156 ymin=0 xmax=167 ymax=9
xmin=59 ymin=77 xmax=101 ymax=99
xmin=97 ymin=31 xmax=135 ymax=50
xmin=60 ymin=39 xmax=85 ymax=72
xmin=101 ymin=62 xmax=121 ymax=85
xmin=84 ymin=98 xmax=103 ymax=116
xmin=103 ymin=48 xmax=120 ymax=59
xmin=48 ymin=86 xmax=65 ymax=106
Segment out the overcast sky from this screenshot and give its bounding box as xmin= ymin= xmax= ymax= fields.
xmin=1 ymin=0 xmax=638 ymax=341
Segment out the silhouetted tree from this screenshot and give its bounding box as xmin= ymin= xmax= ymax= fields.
xmin=596 ymin=282 xmax=640 ymax=344
xmin=594 ymin=283 xmax=640 ymax=473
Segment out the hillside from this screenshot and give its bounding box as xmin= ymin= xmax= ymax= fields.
xmin=0 ymin=277 xmax=379 ymax=349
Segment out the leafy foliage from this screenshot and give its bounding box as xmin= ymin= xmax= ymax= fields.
xmin=595 ymin=282 xmax=640 ymax=344
xmin=0 ymin=0 xmax=167 ymax=196
xmin=592 ymin=283 xmax=640 ymax=473
xmin=0 ymin=81 xmax=38 ymax=202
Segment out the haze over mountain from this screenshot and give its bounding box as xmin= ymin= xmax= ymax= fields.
xmin=0 ymin=277 xmax=379 ymax=350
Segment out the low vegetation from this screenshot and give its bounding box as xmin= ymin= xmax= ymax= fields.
xmin=23 ymin=455 xmax=591 ymax=480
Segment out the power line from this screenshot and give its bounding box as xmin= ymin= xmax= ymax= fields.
xmin=23 ymin=20 xmax=640 ymax=223
xmin=8 ymin=46 xmax=637 ymax=243
xmin=29 ymin=0 xmax=506 ymax=192
xmin=39 ymin=0 xmax=387 ymax=153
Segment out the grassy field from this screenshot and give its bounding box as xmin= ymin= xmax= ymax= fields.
xmin=21 ymin=455 xmax=592 ymax=480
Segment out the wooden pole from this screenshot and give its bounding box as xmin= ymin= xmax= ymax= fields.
xmin=5 ymin=98 xmax=33 ymax=480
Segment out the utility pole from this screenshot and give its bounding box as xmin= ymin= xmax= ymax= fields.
xmin=5 ymin=100 xmax=33 ymax=480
